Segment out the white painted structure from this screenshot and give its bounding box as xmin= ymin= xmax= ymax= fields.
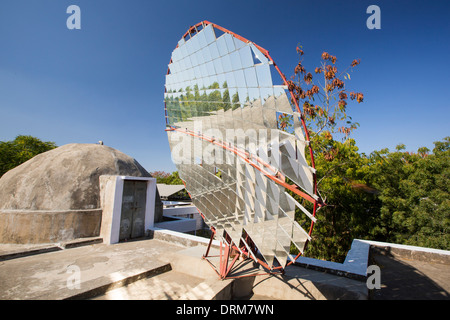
xmin=157 ymin=184 xmax=186 ymax=200
xmin=154 ymin=216 xmax=197 ymax=233
xmin=163 ymin=204 xmax=204 ymax=230
xmin=100 ymin=177 xmax=205 ymax=243
xmin=99 ymin=175 xmax=156 ymax=244
xmin=294 ymin=239 xmax=450 ymax=280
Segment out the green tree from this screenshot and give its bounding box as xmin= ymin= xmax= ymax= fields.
xmin=151 ymin=171 xmax=189 ymax=200
xmin=368 ymin=137 xmax=450 ymax=249
xmin=0 ymin=135 xmax=57 ymax=177
xmin=151 ymin=171 xmax=184 ymax=185
xmin=297 ymin=135 xmax=381 ymax=262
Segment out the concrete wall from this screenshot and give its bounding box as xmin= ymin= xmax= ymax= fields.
xmin=163 ymin=205 xmax=205 ymax=230
xmin=0 ymin=174 xmax=157 ymax=245
xmin=360 ymin=239 xmax=450 ymax=265
xmin=0 ymin=209 xmax=102 ymax=244
xmin=154 ymin=216 xmax=197 ymax=233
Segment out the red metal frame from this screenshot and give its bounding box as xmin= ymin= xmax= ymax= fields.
xmin=201 ymin=226 xmax=285 ymax=279
xmin=164 ymin=21 xmax=323 ymax=278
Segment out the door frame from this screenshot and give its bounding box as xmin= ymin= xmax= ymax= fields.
xmin=100 ymin=175 xmax=156 ymax=244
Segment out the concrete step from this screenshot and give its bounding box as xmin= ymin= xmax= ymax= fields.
xmin=92 ymin=271 xmax=212 ymax=300
xmin=89 ymin=246 xmax=261 ymax=300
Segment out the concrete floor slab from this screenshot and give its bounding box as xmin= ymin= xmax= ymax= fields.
xmin=0 ymin=239 xmax=182 ymax=300
xmin=3 ymin=233 xmax=446 ymax=300
xmin=370 ymin=250 xmax=450 ymax=300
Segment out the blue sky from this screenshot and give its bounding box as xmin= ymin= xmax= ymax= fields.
xmin=0 ymin=0 xmax=449 ymax=173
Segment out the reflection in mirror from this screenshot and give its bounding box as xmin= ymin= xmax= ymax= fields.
xmin=201 ymin=46 xmax=212 ymax=63
xmin=172 ymin=47 xmax=181 ymax=63
xmin=178 ymin=58 xmax=185 ymax=73
xmin=225 ymin=71 xmax=237 ymax=88
xmin=190 ymin=35 xmax=200 ymax=55
xmin=249 ymin=43 xmax=268 ymax=64
xmin=206 ymin=61 xmax=215 ymax=77
xmin=233 ymin=37 xmax=246 ymax=50
xmin=244 ymin=67 xmax=258 ymax=88
xmin=217 ymin=73 xmax=226 ymax=89
xmin=185 ymin=67 xmax=195 ymax=82
xmin=237 ymin=87 xmax=249 ymax=104
xmin=260 ymin=87 xmax=274 ymax=102
xmin=185 ymin=38 xmax=194 ymax=56
xmin=255 ymin=64 xmax=272 ymax=87
xmin=221 ymin=55 xmax=233 ymax=73
xmin=238 ymin=46 xmax=253 ymax=68
xmin=199 ymin=64 xmax=208 ymax=81
xmin=276 ymin=112 xmax=295 ymax=135
xmin=194 ymin=50 xmax=204 ymax=69
xmin=247 ymin=87 xmax=260 ymax=103
xmin=221 ymin=88 xmax=231 ymax=103
xmin=197 ymin=28 xmax=207 ymax=48
xmin=179 ymin=44 xmax=188 ymax=61
xmin=275 ymin=92 xmax=294 ymax=113
xmin=209 ymin=42 xmax=220 ymax=60
xmin=234 ymin=69 xmax=246 ymax=88
xmin=273 ymin=86 xmax=286 ymax=98
xmin=203 ymin=24 xmax=216 ymax=44
xmin=194 ymin=77 xmax=203 ymax=91
xmin=224 ymin=33 xmax=235 ymax=52
xmin=178 ymin=37 xmax=185 ymax=48
xmin=213 ymin=58 xmax=224 ymax=75
xmin=191 ymin=52 xmax=199 ymax=67
xmin=229 ymin=50 xmax=242 ymax=71
xmin=210 ymin=75 xmax=219 ymax=88
xmin=193 ymin=65 xmax=201 ymax=79
xmin=216 ymin=36 xmax=229 ymax=56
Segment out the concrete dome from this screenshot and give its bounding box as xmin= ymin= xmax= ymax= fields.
xmin=0 ymin=143 xmax=152 ymax=211
xmin=0 ymin=143 xmax=164 ymax=244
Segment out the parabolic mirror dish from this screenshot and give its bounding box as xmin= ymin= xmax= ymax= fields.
xmin=165 ymin=21 xmax=321 ymax=270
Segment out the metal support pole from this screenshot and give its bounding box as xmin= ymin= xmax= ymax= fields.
xmin=203 ymin=228 xmax=215 ymax=258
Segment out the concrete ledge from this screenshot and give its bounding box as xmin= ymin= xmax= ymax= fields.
xmin=293 ymin=239 xmax=371 ymax=281
xmin=0 ymin=244 xmax=62 ymax=262
xmin=360 ymin=239 xmax=450 ymax=265
xmin=63 ymin=263 xmax=171 ymax=300
xmin=293 ymin=239 xmax=450 ymax=283
xmin=0 ymin=237 xmax=103 ymax=261
xmin=149 ymin=227 xmax=221 ymax=249
xmin=0 ymin=209 xmax=102 ymax=244
xmin=62 ymin=237 xmax=103 ymax=249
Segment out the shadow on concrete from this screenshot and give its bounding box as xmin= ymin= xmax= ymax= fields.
xmin=370 ymin=247 xmax=450 ymax=300
xmin=246 ymin=264 xmax=367 ymax=300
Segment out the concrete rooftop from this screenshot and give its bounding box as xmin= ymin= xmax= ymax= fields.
xmin=0 ymin=230 xmax=448 ymax=300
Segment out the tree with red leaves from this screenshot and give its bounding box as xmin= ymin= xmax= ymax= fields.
xmin=288 ymin=45 xmax=364 ymax=142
